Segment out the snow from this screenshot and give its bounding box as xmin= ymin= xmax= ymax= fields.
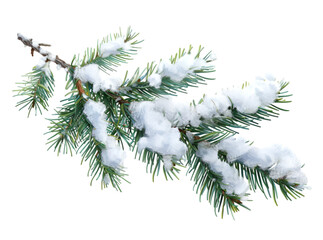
xmin=217 ymin=136 xmax=251 ymax=162
xmin=238 ymin=147 xmax=277 ymax=169
xmin=35 ymin=57 xmax=47 ymax=70
xmin=153 ymin=97 xmax=201 ymax=127
xmin=195 ymin=76 xmax=280 ymax=117
xmin=100 ymin=138 xmax=125 ymax=169
xmin=74 ymin=64 xmax=122 ymax=93
xmin=196 ymin=92 xmax=232 ymax=118
xmin=103 ymin=174 xmax=110 ymax=185
xmin=163 ymin=155 xmax=174 ymax=171
xmin=147 ymin=73 xmax=162 ymax=88
xmin=129 ymin=101 xmax=187 ymax=159
xmin=266 ymin=145 xmax=308 ymax=189
xmin=190 ymin=76 xmax=280 ymax=119
xmin=285 ymin=171 xmax=308 ymax=189
xmin=41 ymin=63 xmax=52 ymax=79
xmin=17 ymin=33 xmax=29 ymax=41
xmin=83 ymin=99 xmax=125 ymax=170
xmin=224 ymin=76 xmax=280 ymax=114
xmin=158 ymin=54 xmax=207 ymax=82
xmin=83 ymin=99 xmax=108 ymax=144
xmin=35 ymin=57 xmax=51 ymax=78
xmin=226 ymin=87 xmax=261 ymax=113
xmin=267 ymin=145 xmax=303 ymax=179
xmin=99 ymin=37 xmax=131 ymax=58
xmin=217 ymin=136 xmax=308 ymax=189
xmin=32 ymin=41 xmax=39 ymax=48
xmin=18 ymin=33 xmax=61 ymax=72
xmin=47 ymin=53 xmax=56 ymax=62
xmin=196 ymin=142 xmax=249 ymax=197
xmin=185 ymin=131 xmax=195 ymax=143
xmin=39 ymin=48 xmax=49 ymax=55
xmin=128 ymin=67 xmax=305 ymax=189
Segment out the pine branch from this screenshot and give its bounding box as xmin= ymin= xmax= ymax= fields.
xmin=186 ymin=81 xmax=292 ymax=144
xmin=17 ymin=34 xmax=85 ymax=97
xmin=78 ymin=135 xmax=129 ymax=191
xmin=183 ymin=135 xmax=250 ymax=218
xmin=74 ymin=26 xmax=142 ymax=73
xmin=118 ymin=46 xmax=215 ymax=102
xmin=46 ymin=91 xmax=86 ymax=155
xmin=14 ymin=67 xmax=55 ymax=116
xmin=17 ymin=33 xmax=70 ymax=69
xmin=218 ymin=150 xmax=305 ymax=204
xmin=132 ymin=129 xmax=182 ymax=181
xmin=15 ymin=29 xmax=307 ymax=218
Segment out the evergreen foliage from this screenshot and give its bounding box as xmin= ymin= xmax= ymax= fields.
xmin=15 ymin=28 xmax=307 ymax=217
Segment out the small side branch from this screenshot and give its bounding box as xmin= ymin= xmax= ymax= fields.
xmin=17 ymin=33 xmax=70 ymax=69
xmin=17 ymin=33 xmax=85 ymax=96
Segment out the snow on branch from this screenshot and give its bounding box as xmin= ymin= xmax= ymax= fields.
xmin=130 ymin=75 xmax=283 ymax=134
xmin=218 ymin=136 xmax=308 ymax=189
xmin=129 ymin=101 xmax=187 ymax=169
xmin=146 ymin=53 xmax=209 ymax=88
xmin=17 ymin=33 xmax=70 ymax=69
xmin=196 ymin=75 xmax=280 ymax=118
xmin=74 ymin=64 xmax=122 ymax=93
xmin=83 ymin=99 xmax=125 ymax=169
xmin=196 ymin=142 xmax=249 ymax=197
xmin=99 ymin=37 xmax=131 ymax=58
xmin=16 ymin=29 xmax=307 ymax=216
xmin=159 ymin=54 xmax=207 ymax=82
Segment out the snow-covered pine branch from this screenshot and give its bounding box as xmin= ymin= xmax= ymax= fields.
xmin=83 ymin=99 xmax=125 ymax=170
xmin=15 ymin=28 xmax=308 ymax=217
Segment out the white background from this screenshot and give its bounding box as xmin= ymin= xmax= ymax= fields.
xmin=1 ymin=0 xmax=322 ymax=239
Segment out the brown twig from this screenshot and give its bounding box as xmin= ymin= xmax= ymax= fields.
xmin=17 ymin=34 xmax=130 ymax=102
xmin=17 ymin=33 xmax=85 ymax=96
xmin=76 ymin=80 xmax=85 ymax=96
xmin=17 ymin=34 xmax=70 ymax=69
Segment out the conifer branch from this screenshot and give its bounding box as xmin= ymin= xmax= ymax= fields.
xmin=17 ymin=33 xmax=85 ymax=97
xmin=15 ymin=28 xmax=307 ymax=217
xmin=17 ymin=34 xmax=70 ymax=69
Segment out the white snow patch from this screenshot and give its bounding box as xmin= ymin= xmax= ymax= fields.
xmin=103 ymin=174 xmax=110 ymax=185
xmin=158 ymin=54 xmax=206 ymax=82
xmin=196 ymin=142 xmax=249 ymax=197
xmin=147 ymin=73 xmax=162 ymax=88
xmin=32 ymin=41 xmax=39 ymax=48
xmin=218 ymin=136 xmax=251 ymax=162
xmin=47 ymin=53 xmax=56 ymax=62
xmin=224 ymin=77 xmax=280 ymax=114
xmin=268 ymin=145 xmax=302 ymax=179
xmin=83 ymin=99 xmax=125 ymax=169
xmin=196 ymin=92 xmax=232 ymax=118
xmin=285 ymin=171 xmax=308 ymax=189
xmin=153 ymin=97 xmax=201 ymax=127
xmin=39 ymin=48 xmax=49 ymax=55
xmin=130 ymin=101 xmax=187 ymax=159
xmin=238 ymin=146 xmax=277 ymax=169
xmin=35 ymin=57 xmax=51 ymax=78
xmin=74 ymin=64 xmax=122 ymax=93
xmin=195 ymin=76 xmax=280 ymax=118
xmin=100 ymin=37 xmax=131 ymax=58
xmin=35 ymin=56 xmax=47 ymax=70
xmin=163 ymin=155 xmax=174 ymax=171
xmin=218 ymin=136 xmax=308 ymax=189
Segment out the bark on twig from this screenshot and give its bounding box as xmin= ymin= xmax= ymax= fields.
xmin=17 ymin=33 xmax=85 ymax=96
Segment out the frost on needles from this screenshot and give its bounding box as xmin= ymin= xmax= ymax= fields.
xmin=15 ymin=28 xmax=308 ymax=217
